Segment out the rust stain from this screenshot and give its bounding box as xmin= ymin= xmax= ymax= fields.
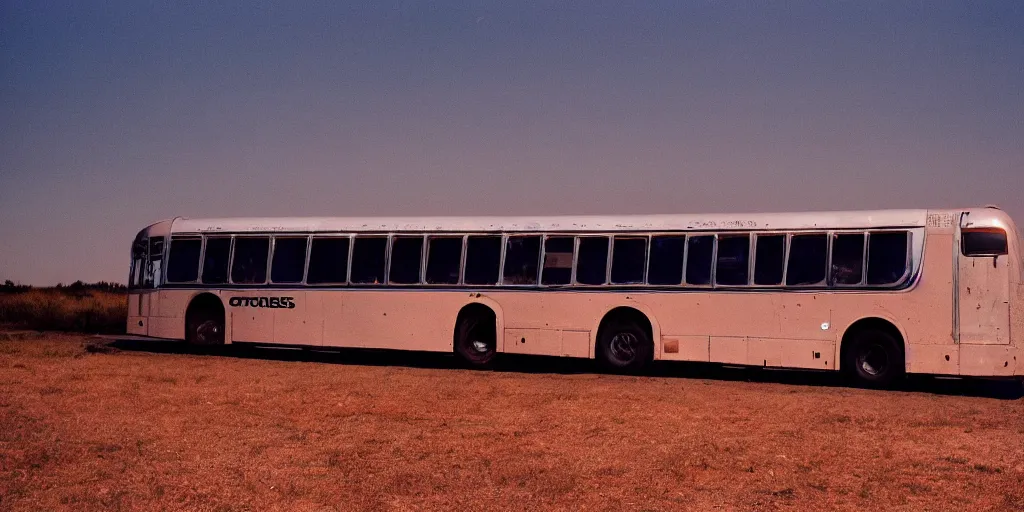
xmin=663 ymin=338 xmax=679 ymax=354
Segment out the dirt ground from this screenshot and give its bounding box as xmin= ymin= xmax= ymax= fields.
xmin=1 ymin=333 xmax=1022 ymax=511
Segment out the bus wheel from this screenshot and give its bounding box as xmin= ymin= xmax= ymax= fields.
xmin=842 ymin=328 xmax=904 ymax=388
xmin=186 ymin=308 xmax=224 ymax=345
xmin=454 ymin=313 xmax=496 ymax=367
xmin=597 ymin=322 xmax=652 ymax=373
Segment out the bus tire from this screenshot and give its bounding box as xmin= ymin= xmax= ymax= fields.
xmin=596 ymin=321 xmax=652 ymax=373
xmin=454 ymin=311 xmax=496 ymax=367
xmin=185 ymin=303 xmax=224 ymax=346
xmin=842 ymin=328 xmax=904 ymax=388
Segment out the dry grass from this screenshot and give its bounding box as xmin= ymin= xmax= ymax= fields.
xmin=0 ymin=290 xmax=126 ymax=334
xmin=1 ymin=334 xmax=1022 ymax=511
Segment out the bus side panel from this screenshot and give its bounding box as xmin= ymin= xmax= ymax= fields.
xmin=150 ymin=289 xmax=193 ymax=340
xmin=1016 ymin=284 xmax=1024 ymax=375
xmin=321 ymin=291 xmax=457 ymax=352
xmin=831 ymin=232 xmax=956 ymax=374
xmin=275 ymin=291 xmax=322 ymax=346
xmin=231 ymin=292 xmax=275 ymax=343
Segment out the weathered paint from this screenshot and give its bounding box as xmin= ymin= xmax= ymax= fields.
xmin=126 ymin=207 xmax=1024 ymax=377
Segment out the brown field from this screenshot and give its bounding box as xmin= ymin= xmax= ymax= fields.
xmin=0 ymin=289 xmax=126 ymax=334
xmin=1 ymin=333 xmax=1022 ymax=511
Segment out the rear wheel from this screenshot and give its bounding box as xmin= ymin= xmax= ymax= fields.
xmin=454 ymin=314 xmax=496 ymax=367
xmin=842 ymin=328 xmax=904 ymax=388
xmin=186 ymin=308 xmax=224 ymax=345
xmin=597 ymin=322 xmax=652 ymax=373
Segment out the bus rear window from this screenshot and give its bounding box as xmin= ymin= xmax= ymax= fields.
xmin=503 ymin=236 xmax=540 ymax=285
xmin=786 ymin=234 xmax=827 ymax=286
xmin=867 ymin=232 xmax=908 ymax=285
xmin=202 ymin=237 xmax=231 ymax=284
xmin=464 ymin=236 xmax=501 ymax=285
xmin=166 ymin=238 xmax=202 ymax=283
xmin=231 ymin=237 xmax=270 ymax=284
xmin=575 ymin=237 xmax=608 ymax=285
xmin=351 ymin=237 xmax=387 ymax=284
xmin=270 ymin=237 xmax=308 ymax=284
xmin=307 ymin=237 xmax=350 ymax=284
xmin=962 ymin=230 xmax=1008 ymax=256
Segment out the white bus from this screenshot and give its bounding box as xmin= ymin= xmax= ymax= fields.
xmin=126 ymin=207 xmax=1023 ymax=387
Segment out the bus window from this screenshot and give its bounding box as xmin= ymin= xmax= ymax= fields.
xmin=753 ymin=234 xmax=785 ymax=285
xmin=685 ymin=235 xmax=714 ymax=285
xmin=464 ymin=236 xmax=501 ymax=285
xmin=716 ymin=235 xmax=750 ymax=286
xmin=503 ymin=236 xmax=541 ymax=285
xmin=202 ymin=237 xmax=231 ymax=284
xmin=962 ymin=229 xmax=1008 ymax=256
xmin=542 ymin=237 xmax=574 ymax=285
xmin=575 ymin=237 xmax=609 ymax=285
xmin=130 ymin=235 xmax=147 ymax=288
xmin=831 ymin=234 xmax=865 ymax=285
xmin=351 ymin=236 xmax=387 ymax=284
xmin=166 ymin=238 xmax=202 ymax=283
xmin=648 ymin=235 xmax=685 ymax=285
xmin=271 ymin=237 xmax=308 ymax=284
xmin=231 ymin=237 xmax=270 ymax=284
xmin=145 ymin=237 xmax=164 ymax=288
xmin=611 ymin=237 xmax=647 ymax=284
xmin=867 ymin=232 xmax=908 ymax=285
xmin=426 ymin=237 xmax=463 ymax=284
xmin=786 ymin=234 xmax=827 ymax=286
xmin=307 ymin=237 xmax=350 ymax=284
xmin=389 ymin=236 xmax=424 ymax=284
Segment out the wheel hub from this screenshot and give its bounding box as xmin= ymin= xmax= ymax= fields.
xmin=609 ymin=332 xmax=638 ymax=362
xmin=858 ymin=343 xmax=889 ymax=376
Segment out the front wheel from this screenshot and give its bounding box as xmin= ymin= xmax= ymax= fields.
xmin=186 ymin=309 xmax=224 ymax=345
xmin=597 ymin=322 xmax=653 ymax=373
xmin=454 ymin=315 xmax=496 ymax=367
xmin=842 ymin=329 xmax=904 ymax=388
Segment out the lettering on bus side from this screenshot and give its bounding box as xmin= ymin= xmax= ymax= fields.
xmin=228 ymin=296 xmax=296 ymax=309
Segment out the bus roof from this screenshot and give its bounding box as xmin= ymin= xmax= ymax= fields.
xmin=166 ymin=209 xmax=935 ymax=234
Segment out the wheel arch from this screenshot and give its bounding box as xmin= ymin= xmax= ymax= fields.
xmin=452 ymin=296 xmax=504 ymax=352
xmin=590 ymin=303 xmax=661 ymax=360
xmin=185 ymin=292 xmax=227 ymax=342
xmin=837 ymin=316 xmax=908 ymax=372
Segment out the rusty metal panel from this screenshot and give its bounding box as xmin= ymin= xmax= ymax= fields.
xmin=959 ymin=255 xmax=1010 ymax=344
xmin=274 ymin=292 xmax=323 ymax=346
xmin=231 ymin=294 xmax=274 ymax=343
xmin=504 ymin=328 xmax=561 ymax=356
xmin=779 ymin=339 xmax=834 ymax=370
xmin=907 ymin=344 xmax=958 ymax=375
xmin=710 ymin=336 xmax=746 ymax=365
xmin=660 ymin=335 xmax=709 ymax=362
xmin=747 ymin=337 xmax=781 ymax=367
xmin=960 ymin=345 xmax=1015 ymax=376
xmin=561 ymin=330 xmax=590 ymax=358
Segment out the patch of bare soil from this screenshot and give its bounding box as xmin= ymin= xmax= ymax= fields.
xmin=1 ymin=334 xmax=1022 ymax=511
